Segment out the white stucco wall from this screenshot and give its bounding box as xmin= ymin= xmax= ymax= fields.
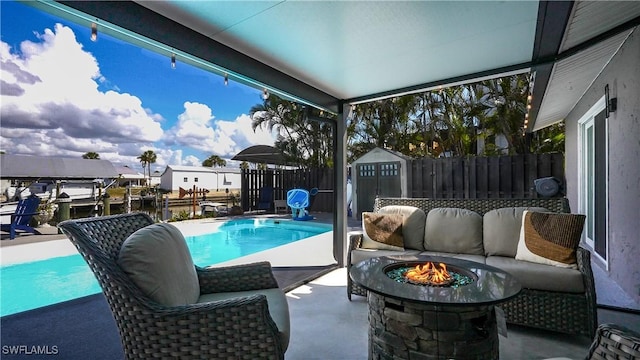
xmin=564 ymin=30 xmax=640 ymax=304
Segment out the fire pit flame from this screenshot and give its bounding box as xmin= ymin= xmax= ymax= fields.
xmin=405 ymin=262 xmax=453 ymax=286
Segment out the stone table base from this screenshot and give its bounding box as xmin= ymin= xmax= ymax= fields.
xmin=368 ymin=292 xmax=499 ymax=360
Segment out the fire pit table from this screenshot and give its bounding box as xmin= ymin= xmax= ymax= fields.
xmin=349 ymin=255 xmax=521 ymax=360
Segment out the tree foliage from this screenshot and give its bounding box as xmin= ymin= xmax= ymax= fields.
xmin=202 ymin=155 xmax=226 ymax=167
xmin=82 ymin=152 xmax=100 ymax=159
xmin=248 ymin=73 xmax=564 ymax=167
xmin=137 ymin=150 xmax=157 ymax=189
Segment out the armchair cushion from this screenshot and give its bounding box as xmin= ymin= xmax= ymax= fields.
xmin=198 ymin=288 xmax=290 ymax=351
xmin=118 ymin=223 xmax=200 ymax=306
xmin=424 ymin=208 xmax=483 ymax=255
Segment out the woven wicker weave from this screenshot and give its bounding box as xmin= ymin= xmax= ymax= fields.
xmin=347 ymin=197 xmax=597 ymax=337
xmin=587 ymin=323 xmax=640 ymax=360
xmin=59 ymin=213 xmax=286 ymax=360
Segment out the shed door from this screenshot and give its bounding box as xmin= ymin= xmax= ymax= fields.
xmin=356 ymin=162 xmax=401 ymax=216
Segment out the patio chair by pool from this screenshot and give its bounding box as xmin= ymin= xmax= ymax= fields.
xmin=257 ymin=186 xmax=274 ymax=212
xmin=0 ymin=195 xmax=40 ymax=240
xmin=58 ymin=213 xmax=290 ymax=360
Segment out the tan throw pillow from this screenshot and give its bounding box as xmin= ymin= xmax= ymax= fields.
xmin=361 ymin=212 xmax=404 ymax=251
xmin=515 ymin=210 xmax=585 ymax=269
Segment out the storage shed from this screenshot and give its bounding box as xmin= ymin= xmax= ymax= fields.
xmin=159 ymin=165 xmax=242 ymax=192
xmin=351 ymin=148 xmax=412 ymax=217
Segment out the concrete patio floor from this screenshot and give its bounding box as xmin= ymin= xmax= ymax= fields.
xmin=285 ymin=267 xmax=639 ymax=360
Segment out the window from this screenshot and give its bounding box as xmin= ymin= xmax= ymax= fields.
xmin=578 ymin=96 xmax=608 ymax=264
xmin=183 ymin=177 xmax=188 ymax=182
xmin=194 ymin=177 xmax=199 ymax=182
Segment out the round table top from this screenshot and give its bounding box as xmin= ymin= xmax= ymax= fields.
xmin=349 ymin=255 xmax=522 ymax=306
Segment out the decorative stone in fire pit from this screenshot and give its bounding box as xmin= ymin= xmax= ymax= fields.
xmin=349 ymin=255 xmax=521 ymax=360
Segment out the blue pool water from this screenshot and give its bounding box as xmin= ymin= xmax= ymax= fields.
xmin=1 ymin=219 xmax=330 ymax=316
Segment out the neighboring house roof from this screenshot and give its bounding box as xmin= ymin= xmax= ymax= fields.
xmin=163 ymin=165 xmax=242 ymax=174
xmin=115 ymin=166 xmax=145 ymax=179
xmin=0 ymin=154 xmax=119 ymax=180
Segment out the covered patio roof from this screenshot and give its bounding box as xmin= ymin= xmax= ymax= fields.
xmin=36 ymin=1 xmax=640 ymax=129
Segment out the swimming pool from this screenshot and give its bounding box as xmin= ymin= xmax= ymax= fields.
xmin=0 ymin=219 xmax=331 ymax=316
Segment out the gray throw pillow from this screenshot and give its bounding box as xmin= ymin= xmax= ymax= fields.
xmin=118 ymin=223 xmax=200 ymax=306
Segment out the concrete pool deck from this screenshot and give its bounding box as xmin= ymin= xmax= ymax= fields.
xmin=0 ymin=212 xmax=356 ymax=268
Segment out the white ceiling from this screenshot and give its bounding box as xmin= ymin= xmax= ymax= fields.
xmin=139 ymin=1 xmax=539 ymax=102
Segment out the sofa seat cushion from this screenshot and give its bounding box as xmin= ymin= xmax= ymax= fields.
xmin=118 ymin=223 xmax=200 ymax=306
xmin=362 ymin=212 xmax=405 ymax=250
xmin=424 ymin=208 xmax=484 ymax=255
xmin=351 ymin=248 xmax=421 ymax=265
xmin=486 ymin=256 xmax=584 ymax=293
xmin=483 ymin=207 xmax=547 ymax=257
xmin=378 ymin=205 xmax=427 ymax=250
xmin=198 ymin=288 xmax=290 ymax=351
xmin=418 ymin=251 xmax=486 ymax=265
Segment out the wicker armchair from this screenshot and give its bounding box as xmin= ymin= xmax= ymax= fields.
xmin=58 ymin=213 xmax=289 ymax=360
xmin=587 ymin=323 xmax=640 ymax=359
xmin=545 ymin=323 xmax=640 ymax=360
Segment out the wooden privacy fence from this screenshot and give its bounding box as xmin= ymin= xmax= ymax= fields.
xmin=410 ymin=153 xmax=565 ymax=198
xmin=241 ymin=153 xmax=565 ymax=213
xmin=241 ymin=168 xmax=335 ymax=212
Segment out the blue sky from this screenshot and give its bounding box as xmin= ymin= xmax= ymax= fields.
xmin=0 ymin=1 xmax=276 ymax=173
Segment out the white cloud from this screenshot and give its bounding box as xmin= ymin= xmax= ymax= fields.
xmin=164 ymin=103 xmax=276 ymax=158
xmin=0 ymin=23 xmax=163 ymax=156
xmin=0 ymin=21 xmax=277 ymax=170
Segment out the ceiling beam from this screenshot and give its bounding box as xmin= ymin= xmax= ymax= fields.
xmin=52 ymin=1 xmax=340 ymax=113
xmin=527 ymin=0 xmax=574 ymax=132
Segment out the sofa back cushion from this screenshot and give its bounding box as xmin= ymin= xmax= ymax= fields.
xmin=378 ymin=205 xmax=426 ymax=250
xmin=424 ymin=208 xmax=483 ymax=255
xmin=118 ymin=223 xmax=200 ymax=306
xmin=483 ymin=207 xmax=547 ymax=257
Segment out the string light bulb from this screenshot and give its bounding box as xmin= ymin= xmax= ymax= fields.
xmin=90 ymin=23 xmax=97 ymax=42
xmin=262 ymin=88 xmax=269 ymax=100
xmin=171 ymin=54 xmax=176 ymax=69
xmin=224 ymin=74 xmax=228 ymax=86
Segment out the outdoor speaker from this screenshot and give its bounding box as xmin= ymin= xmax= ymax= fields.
xmin=534 ymin=177 xmax=562 ymax=197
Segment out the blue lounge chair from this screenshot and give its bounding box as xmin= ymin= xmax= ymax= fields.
xmin=256 ymin=186 xmax=274 ymax=212
xmin=1 ymin=195 xmax=41 ymax=239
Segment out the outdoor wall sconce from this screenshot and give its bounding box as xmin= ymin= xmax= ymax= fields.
xmin=605 ymin=84 xmax=617 ymax=115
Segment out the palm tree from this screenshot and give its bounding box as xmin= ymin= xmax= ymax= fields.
xmin=250 ymin=94 xmax=335 ymax=167
xmin=82 ymin=152 xmax=100 ymax=159
xmin=203 ymin=155 xmax=227 ymax=167
xmin=137 ymin=150 xmax=157 ymax=189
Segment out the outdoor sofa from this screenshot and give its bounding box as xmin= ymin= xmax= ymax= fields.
xmin=347 ymin=197 xmax=597 ymax=338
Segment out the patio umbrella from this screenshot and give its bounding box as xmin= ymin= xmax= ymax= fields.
xmin=231 ymin=145 xmax=291 ymax=165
